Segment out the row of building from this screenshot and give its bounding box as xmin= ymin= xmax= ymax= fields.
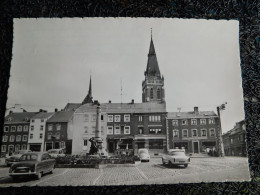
xmin=1 ymin=32 xmax=246 ymax=157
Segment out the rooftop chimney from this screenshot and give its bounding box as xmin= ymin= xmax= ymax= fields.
xmin=108 ymin=100 xmax=111 ymax=103
xmin=131 ymin=99 xmax=134 ymax=104
xmin=55 ymin=108 xmax=58 ymax=112
xmin=194 ymin=107 xmax=199 ymax=115
xmin=9 ymin=110 xmax=13 ymax=115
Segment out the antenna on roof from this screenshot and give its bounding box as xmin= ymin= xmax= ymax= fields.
xmin=151 ymin=28 xmax=152 ymax=40
xmin=177 ymin=107 xmax=181 ymax=112
xmin=121 ymin=78 xmax=123 ymax=104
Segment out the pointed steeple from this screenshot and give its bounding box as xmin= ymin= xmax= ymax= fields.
xmin=82 ymin=75 xmax=93 ymax=104
xmin=145 ymin=29 xmax=161 ymax=78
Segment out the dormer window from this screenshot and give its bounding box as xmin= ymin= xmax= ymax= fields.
xmin=8 ymin=117 xmax=12 ymax=121
xmin=25 ymin=117 xmax=29 ymax=121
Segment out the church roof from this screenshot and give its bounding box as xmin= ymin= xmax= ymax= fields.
xmin=82 ymin=76 xmax=94 ymax=104
xmin=64 ymin=103 xmax=81 ymax=111
xmin=145 ymin=37 xmax=161 ymax=78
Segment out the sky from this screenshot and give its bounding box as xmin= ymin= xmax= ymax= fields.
xmin=7 ymin=18 xmax=244 ymax=133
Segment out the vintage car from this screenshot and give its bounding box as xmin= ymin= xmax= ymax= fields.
xmin=48 ymin=148 xmax=65 ymax=158
xmin=138 ymin=148 xmax=150 ymax=162
xmin=162 ymin=149 xmax=190 ymax=168
xmin=5 ymin=150 xmax=31 ymax=166
xmin=9 ymin=152 xmax=55 ymax=181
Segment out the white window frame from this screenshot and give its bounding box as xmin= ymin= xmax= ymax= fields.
xmin=2 ymin=135 xmax=8 ymax=142
xmin=23 ymin=125 xmax=28 ymax=131
xmin=209 ymin=118 xmax=215 ymax=124
xmin=4 ymin=126 xmax=9 ymax=132
xmin=56 ymin=124 xmax=61 ymax=131
xmin=22 ymin=145 xmax=27 ymax=150
xmin=200 ymin=119 xmax=206 ymax=125
xmin=108 ymin=115 xmax=113 ymax=122
xmin=114 ymin=115 xmax=121 ymax=122
xmin=124 ymin=126 xmax=130 ymax=134
xmin=191 ymin=119 xmax=197 ymax=125
xmin=83 ymin=139 xmax=88 ymax=146
xmin=22 ymin=135 xmax=27 ymax=141
xmin=114 ymin=126 xmax=120 ymax=134
xmin=17 ymin=126 xmax=23 ymax=132
xmin=107 ymin=126 xmax=113 ymax=135
xmin=56 ymin=133 xmax=60 ymax=139
xmin=48 ymin=124 xmax=53 ymax=131
xmin=192 ymin=129 xmax=198 ymax=137
xmin=138 ymin=116 xmax=143 ymax=122
xmin=10 ymin=135 xmax=15 ymax=142
xmin=182 ymin=120 xmax=188 ymax=125
xmin=15 ymin=145 xmax=20 ymax=151
xmin=60 ymin=141 xmax=65 ymax=148
xmin=8 ymin=145 xmax=14 ymax=152
xmin=172 ymin=120 xmax=178 ymax=126
xmin=182 ymin=129 xmax=188 ymax=138
xmin=173 ymin=129 xmax=179 ymax=138
xmin=1 ymin=145 xmax=6 ymax=152
xmin=16 ymin=135 xmax=21 ymax=142
xmin=201 ymin=129 xmax=207 ymax=137
xmin=210 ymin=128 xmax=215 ymax=137
xmin=11 ymin=126 xmax=16 ymax=132
xmin=47 ymin=134 xmax=52 ymax=140
xmin=124 ymin=114 xmax=130 ymax=122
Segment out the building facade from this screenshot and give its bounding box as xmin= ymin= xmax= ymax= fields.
xmin=223 ymin=120 xmax=247 ymax=156
xmin=1 ymin=112 xmax=37 ymax=157
xmin=166 ymin=107 xmax=220 ymax=154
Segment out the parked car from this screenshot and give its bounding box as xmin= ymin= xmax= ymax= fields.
xmin=162 ymin=149 xmax=190 ymax=168
xmin=9 ymin=152 xmax=55 ymax=181
xmin=48 ymin=149 xmax=65 ymax=158
xmin=5 ymin=150 xmax=31 ymax=166
xmin=138 ymin=149 xmax=150 ymax=162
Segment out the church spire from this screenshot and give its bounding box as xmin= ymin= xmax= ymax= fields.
xmin=82 ymin=75 xmax=93 ymax=104
xmin=145 ymin=29 xmax=161 ymax=78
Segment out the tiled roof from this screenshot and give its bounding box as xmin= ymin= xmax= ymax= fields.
xmin=31 ymin=112 xmax=54 ymax=119
xmin=4 ymin=112 xmax=37 ymax=124
xmin=75 ymin=102 xmax=166 ymax=114
xmin=64 ymin=103 xmax=81 ymax=111
xmin=47 ymin=111 xmax=74 ymax=122
xmin=167 ymin=111 xmax=217 ymax=119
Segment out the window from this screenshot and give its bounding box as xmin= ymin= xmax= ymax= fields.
xmin=11 ymin=126 xmax=16 ymax=132
xmin=101 ymin=126 xmax=104 ymax=134
xmin=39 ymin=133 xmax=43 ymax=139
xmin=1 ymin=145 xmax=6 ymax=152
xmin=138 ymin=116 xmax=143 ymax=122
xmin=240 ymin=134 xmax=244 ymax=142
xmin=22 ymin=135 xmax=27 ymax=141
xmin=124 ymin=126 xmax=130 ymax=134
xmin=124 ymin=114 xmax=130 ymax=122
xmin=16 ymin=135 xmax=21 ymax=142
xmin=201 ymin=129 xmax=207 ymax=137
xmin=31 ymin=119 xmax=35 ymax=123
xmin=7 ymin=117 xmax=12 ymax=121
xmin=56 ymin=124 xmax=61 ymax=131
xmin=172 ymin=120 xmax=178 ymax=126
xmin=150 ymin=88 xmax=154 ymax=99
xmin=108 ymin=115 xmax=113 ymax=122
xmin=48 ymin=134 xmax=52 ymax=140
xmin=84 ymin=126 xmax=88 ymax=134
xmin=200 ymin=119 xmax=206 ymax=125
xmin=15 ymin=145 xmax=20 ymax=151
xmin=10 ymin=135 xmax=15 ymax=142
xmin=115 ymin=126 xmax=120 ymax=134
xmin=8 ymin=145 xmax=14 ymax=153
xmin=182 ymin=120 xmax=188 ymax=125
xmin=209 ymin=118 xmax=215 ymax=124
xmin=56 ymin=133 xmax=60 ymax=139
xmin=84 ymin=114 xmax=89 ymax=122
xmin=48 ymin=125 xmax=53 ymax=131
xmin=114 ymin=115 xmax=121 ymax=122
xmin=83 ymin=140 xmax=87 ymax=146
xmin=40 ymin=125 xmax=44 ymax=131
xmin=107 ymin=126 xmax=113 ymax=134
xmin=192 ymin=129 xmax=197 ymax=137
xmin=149 ymin=128 xmax=162 ymax=134
xmin=92 ymin=114 xmax=96 ymax=122
xmin=92 ymin=127 xmax=95 ymax=133
xmin=60 ymin=142 xmax=65 ymax=148
xmin=31 ymin=126 xmax=34 ymax=131
xmin=191 ymin=119 xmax=197 ymax=125
xmin=231 ymin=138 xmax=233 ymax=144
xmin=149 ymin=115 xmax=161 ymax=122
xmin=2 ymin=135 xmax=8 ymax=142
xmin=101 ymin=115 xmax=104 ymax=121
xmin=4 ymin=126 xmax=9 ymax=132
xmin=157 ymin=88 xmax=161 ymax=99
xmin=30 ymin=134 xmax=33 ymax=139
xmin=138 ymin=127 xmax=144 ymax=134
xmin=17 ymin=126 xmax=23 ymax=132
xmin=182 ymin=129 xmax=188 ymax=137
xmin=24 ymin=125 xmax=28 ymax=131
xmin=41 ymin=119 xmax=44 ymax=122
xmin=210 ymin=129 xmax=215 ymax=137
xmin=22 ymin=145 xmax=27 ymax=150
xmin=173 ymin=130 xmax=179 ymax=138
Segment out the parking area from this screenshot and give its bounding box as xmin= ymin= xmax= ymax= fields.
xmin=0 ymin=157 xmax=250 ymax=186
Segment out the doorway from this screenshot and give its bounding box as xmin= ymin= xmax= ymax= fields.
xmin=193 ymin=142 xmax=199 ymax=153
xmin=108 ymin=141 xmax=114 ymax=153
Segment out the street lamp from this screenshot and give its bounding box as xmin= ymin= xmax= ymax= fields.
xmin=217 ymin=102 xmax=227 ymax=157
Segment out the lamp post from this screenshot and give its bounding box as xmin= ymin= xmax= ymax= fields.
xmin=217 ymin=103 xmax=227 ymax=157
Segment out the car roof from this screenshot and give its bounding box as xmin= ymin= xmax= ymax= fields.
xmin=168 ymin=149 xmax=185 ymax=152
xmin=23 ymin=152 xmax=48 ymax=155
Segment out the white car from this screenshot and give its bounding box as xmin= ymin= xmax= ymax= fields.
xmin=47 ymin=149 xmax=65 ymax=158
xmin=162 ymin=149 xmax=190 ymax=168
xmin=138 ymin=149 xmax=150 ymax=162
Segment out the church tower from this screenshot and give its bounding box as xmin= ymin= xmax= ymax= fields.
xmin=142 ymin=30 xmax=165 ymax=103
xmin=82 ymin=75 xmax=94 ymax=104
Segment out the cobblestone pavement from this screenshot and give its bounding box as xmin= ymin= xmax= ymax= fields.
xmin=0 ymin=157 xmax=250 ymax=186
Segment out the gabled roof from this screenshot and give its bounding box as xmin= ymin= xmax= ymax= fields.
xmin=64 ymin=103 xmax=81 ymax=111
xmin=47 ymin=111 xmax=74 ymax=122
xmin=167 ymin=111 xmax=218 ymax=119
xmin=4 ymin=112 xmax=37 ymax=124
xmin=31 ymin=112 xmax=54 ymax=119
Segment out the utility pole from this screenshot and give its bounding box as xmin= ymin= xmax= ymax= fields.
xmin=217 ymin=103 xmax=227 ymax=157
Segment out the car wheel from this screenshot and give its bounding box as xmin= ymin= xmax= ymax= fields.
xmin=11 ymin=176 xmax=19 ymax=182
xmin=147 ymin=160 xmax=149 ymax=162
xmin=168 ymin=161 xmax=172 ymax=168
xmin=49 ymin=166 xmax=54 ymax=174
xmin=36 ymin=172 xmax=42 ymax=180
xmin=184 ymin=164 xmax=188 ymax=168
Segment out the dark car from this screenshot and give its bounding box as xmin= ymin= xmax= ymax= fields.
xmin=5 ymin=150 xmax=31 ymax=166
xmin=9 ymin=152 xmax=55 ymax=181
